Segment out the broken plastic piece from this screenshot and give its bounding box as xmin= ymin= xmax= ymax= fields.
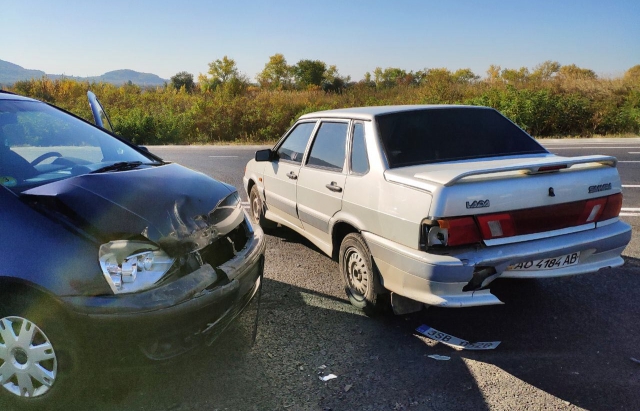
xmin=416 ymin=325 xmax=500 ymax=350
xmin=319 ymin=374 xmax=338 ymax=381
xmin=631 ymin=357 xmax=640 ymax=365
xmin=427 ymin=354 xmax=451 ymax=361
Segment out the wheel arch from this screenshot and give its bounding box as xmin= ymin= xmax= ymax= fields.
xmin=331 ymin=221 xmax=361 ymax=261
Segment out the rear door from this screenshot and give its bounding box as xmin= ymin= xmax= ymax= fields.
xmin=262 ymin=121 xmax=317 ymax=228
xmin=296 ymin=120 xmax=349 ymax=245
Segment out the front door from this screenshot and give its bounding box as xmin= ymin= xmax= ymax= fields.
xmin=297 ymin=121 xmax=349 ymax=246
xmin=262 ymin=121 xmax=317 ymax=228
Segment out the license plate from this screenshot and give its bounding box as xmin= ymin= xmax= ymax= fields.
xmin=507 ymin=252 xmax=580 ymax=271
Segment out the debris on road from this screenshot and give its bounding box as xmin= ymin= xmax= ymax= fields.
xmin=416 ymin=325 xmax=501 ymax=350
xmin=631 ymin=357 xmax=640 ymax=365
xmin=319 ymin=374 xmax=338 ymax=382
xmin=318 ymin=364 xmax=327 ymax=370
xmin=344 ymin=384 xmax=353 ymax=392
xmin=427 ymin=354 xmax=451 ymax=361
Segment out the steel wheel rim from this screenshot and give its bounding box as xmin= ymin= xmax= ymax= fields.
xmin=345 ymin=246 xmax=369 ymax=301
xmin=251 ymin=192 xmax=261 ymax=222
xmin=0 ymin=316 xmax=58 ymax=398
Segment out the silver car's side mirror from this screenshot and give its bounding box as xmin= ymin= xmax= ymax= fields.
xmin=255 ymin=149 xmax=275 ymax=162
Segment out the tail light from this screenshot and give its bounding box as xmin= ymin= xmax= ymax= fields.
xmin=425 ymin=193 xmax=622 ymax=248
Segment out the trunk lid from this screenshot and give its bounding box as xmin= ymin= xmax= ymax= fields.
xmin=384 ymin=154 xmax=621 ymax=218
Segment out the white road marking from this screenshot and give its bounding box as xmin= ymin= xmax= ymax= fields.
xmin=618 ymin=161 xmax=640 ymax=163
xmin=621 ymin=208 xmax=640 ymax=212
xmin=622 ymin=185 xmax=640 ymax=188
xmin=620 ymin=213 xmax=640 ymax=217
xmin=209 ymin=155 xmax=239 ymax=158
xmin=629 ymin=152 xmax=640 ymax=154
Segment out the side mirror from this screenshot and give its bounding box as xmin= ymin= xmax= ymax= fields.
xmin=138 ymin=146 xmax=150 ymax=152
xmin=255 ymin=149 xmax=275 ymax=162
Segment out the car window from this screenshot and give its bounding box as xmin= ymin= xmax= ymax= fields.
xmin=276 ymin=121 xmax=316 ymax=164
xmin=376 ymin=108 xmax=547 ymax=168
xmin=0 ymin=99 xmax=156 ymax=191
xmin=350 ymin=122 xmax=369 ymax=174
xmin=306 ymin=122 xmax=348 ymax=171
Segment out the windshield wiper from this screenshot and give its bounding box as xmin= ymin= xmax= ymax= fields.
xmin=91 ymin=161 xmax=146 ymax=174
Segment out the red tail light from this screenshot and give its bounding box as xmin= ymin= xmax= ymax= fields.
xmin=431 ymin=193 xmax=622 ymax=247
xmin=600 ymin=193 xmax=623 ymax=221
xmin=437 ymin=217 xmax=481 ymax=246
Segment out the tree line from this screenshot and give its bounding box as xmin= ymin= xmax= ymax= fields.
xmin=6 ymin=55 xmax=640 ymax=144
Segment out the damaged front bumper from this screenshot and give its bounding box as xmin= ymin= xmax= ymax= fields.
xmin=364 ymin=219 xmax=631 ymax=308
xmin=61 ymin=224 xmax=266 ymax=362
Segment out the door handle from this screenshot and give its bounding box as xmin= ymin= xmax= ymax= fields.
xmin=287 ymin=171 xmax=297 ymax=180
xmin=325 ymin=182 xmax=343 ymax=193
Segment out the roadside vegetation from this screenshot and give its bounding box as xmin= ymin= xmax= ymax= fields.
xmin=6 ymin=57 xmax=640 ymax=144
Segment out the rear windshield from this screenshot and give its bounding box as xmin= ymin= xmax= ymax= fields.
xmin=376 ymin=108 xmax=547 ymax=168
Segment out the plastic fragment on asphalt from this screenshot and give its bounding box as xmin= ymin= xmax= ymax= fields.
xmin=631 ymin=357 xmax=640 ymax=364
xmin=319 ymin=374 xmax=338 ymax=381
xmin=416 ymin=325 xmax=501 ymax=350
xmin=318 ymin=364 xmax=327 ymax=370
xmin=428 ymin=354 xmax=451 ymax=361
xmin=344 ymin=384 xmax=353 ymax=392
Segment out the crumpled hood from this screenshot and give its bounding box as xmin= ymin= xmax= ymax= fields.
xmin=22 ymin=163 xmax=242 ymax=255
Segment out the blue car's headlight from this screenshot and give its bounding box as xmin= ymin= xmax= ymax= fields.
xmin=99 ymin=241 xmax=175 ymax=294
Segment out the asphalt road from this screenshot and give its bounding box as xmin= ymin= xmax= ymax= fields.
xmin=66 ymin=140 xmax=640 ymax=411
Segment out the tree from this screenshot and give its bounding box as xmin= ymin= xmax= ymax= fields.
xmin=257 ymin=53 xmax=292 ymax=89
xmin=486 ymin=65 xmax=501 ymax=82
xmin=292 ymin=59 xmax=326 ymax=88
xmin=500 ymin=67 xmax=530 ymax=84
xmin=557 ymin=64 xmax=597 ymax=80
xmin=373 ymin=67 xmax=407 ymax=87
xmin=452 ymin=68 xmax=479 ymax=83
xmin=199 ymin=56 xmax=246 ymax=93
xmin=531 ymin=60 xmax=561 ymax=81
xmin=322 ymin=65 xmax=351 ymax=93
xmin=208 ymin=56 xmax=239 ymax=83
xmin=623 ymin=65 xmax=640 ymax=84
xmin=170 ymin=71 xmax=195 ymax=92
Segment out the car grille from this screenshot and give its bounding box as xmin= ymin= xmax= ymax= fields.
xmin=199 ymin=220 xmax=250 ymax=268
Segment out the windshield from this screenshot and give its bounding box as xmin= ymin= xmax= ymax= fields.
xmin=0 ymin=99 xmax=159 ymax=192
xmin=376 ymin=107 xmax=548 ymax=168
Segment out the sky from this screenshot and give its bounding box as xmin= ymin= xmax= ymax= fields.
xmin=1 ymin=0 xmax=639 ymax=81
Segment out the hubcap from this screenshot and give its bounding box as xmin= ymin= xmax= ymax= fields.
xmin=345 ymin=247 xmax=369 ymax=301
xmin=0 ymin=316 xmax=58 ymax=398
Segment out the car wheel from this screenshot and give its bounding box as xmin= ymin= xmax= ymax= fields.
xmin=339 ymin=233 xmax=389 ymax=315
xmin=249 ymin=185 xmax=276 ymax=231
xmin=0 ymin=292 xmax=81 ymax=410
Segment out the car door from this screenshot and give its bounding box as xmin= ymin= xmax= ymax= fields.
xmin=262 ymin=121 xmax=317 ymax=228
xmin=296 ymin=120 xmax=349 ymax=246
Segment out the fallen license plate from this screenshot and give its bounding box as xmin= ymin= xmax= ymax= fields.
xmin=507 ymin=251 xmax=580 ymax=271
xmin=416 ymin=325 xmax=500 ymax=350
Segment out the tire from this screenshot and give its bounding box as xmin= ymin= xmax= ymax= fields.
xmin=339 ymin=233 xmax=389 ymax=315
xmin=249 ymin=184 xmax=276 ymax=231
xmin=0 ymin=291 xmax=81 ymax=410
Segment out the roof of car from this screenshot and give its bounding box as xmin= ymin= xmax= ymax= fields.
xmin=0 ymin=90 xmax=38 ymax=102
xmin=297 ymin=104 xmax=491 ymax=121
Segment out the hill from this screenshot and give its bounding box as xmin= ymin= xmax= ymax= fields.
xmin=0 ymin=59 xmax=167 ymax=86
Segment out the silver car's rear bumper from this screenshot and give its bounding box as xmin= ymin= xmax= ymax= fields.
xmin=364 ymin=219 xmax=631 ymax=308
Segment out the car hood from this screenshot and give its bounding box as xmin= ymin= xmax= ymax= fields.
xmin=21 ymin=163 xmax=241 ymax=256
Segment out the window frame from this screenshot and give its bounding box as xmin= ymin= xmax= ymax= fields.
xmin=348 ymin=120 xmax=369 ymax=176
xmin=303 ymin=119 xmax=350 ymax=173
xmin=273 ymin=120 xmax=319 ymax=165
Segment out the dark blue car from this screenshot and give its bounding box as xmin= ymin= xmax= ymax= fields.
xmin=0 ymin=90 xmax=265 ymax=409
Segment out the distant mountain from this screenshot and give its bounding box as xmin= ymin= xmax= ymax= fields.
xmin=0 ymin=60 xmax=46 ymax=84
xmin=0 ymin=59 xmax=167 ymax=86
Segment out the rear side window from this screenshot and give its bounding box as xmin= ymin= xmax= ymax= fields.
xmin=277 ymin=122 xmax=316 ymax=163
xmin=376 ymin=108 xmax=547 ymax=168
xmin=306 ymin=122 xmax=348 ymax=171
xmin=350 ymin=123 xmax=369 ymax=174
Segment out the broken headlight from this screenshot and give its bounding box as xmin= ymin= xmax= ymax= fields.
xmin=99 ymin=240 xmax=175 ymax=294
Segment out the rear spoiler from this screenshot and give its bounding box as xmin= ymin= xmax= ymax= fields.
xmin=414 ymin=155 xmax=618 ymax=187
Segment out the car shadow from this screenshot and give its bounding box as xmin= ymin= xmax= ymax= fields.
xmin=54 ymin=250 xmax=640 ymax=411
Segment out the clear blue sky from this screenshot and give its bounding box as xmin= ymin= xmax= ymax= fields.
xmin=1 ymin=0 xmax=638 ymax=81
